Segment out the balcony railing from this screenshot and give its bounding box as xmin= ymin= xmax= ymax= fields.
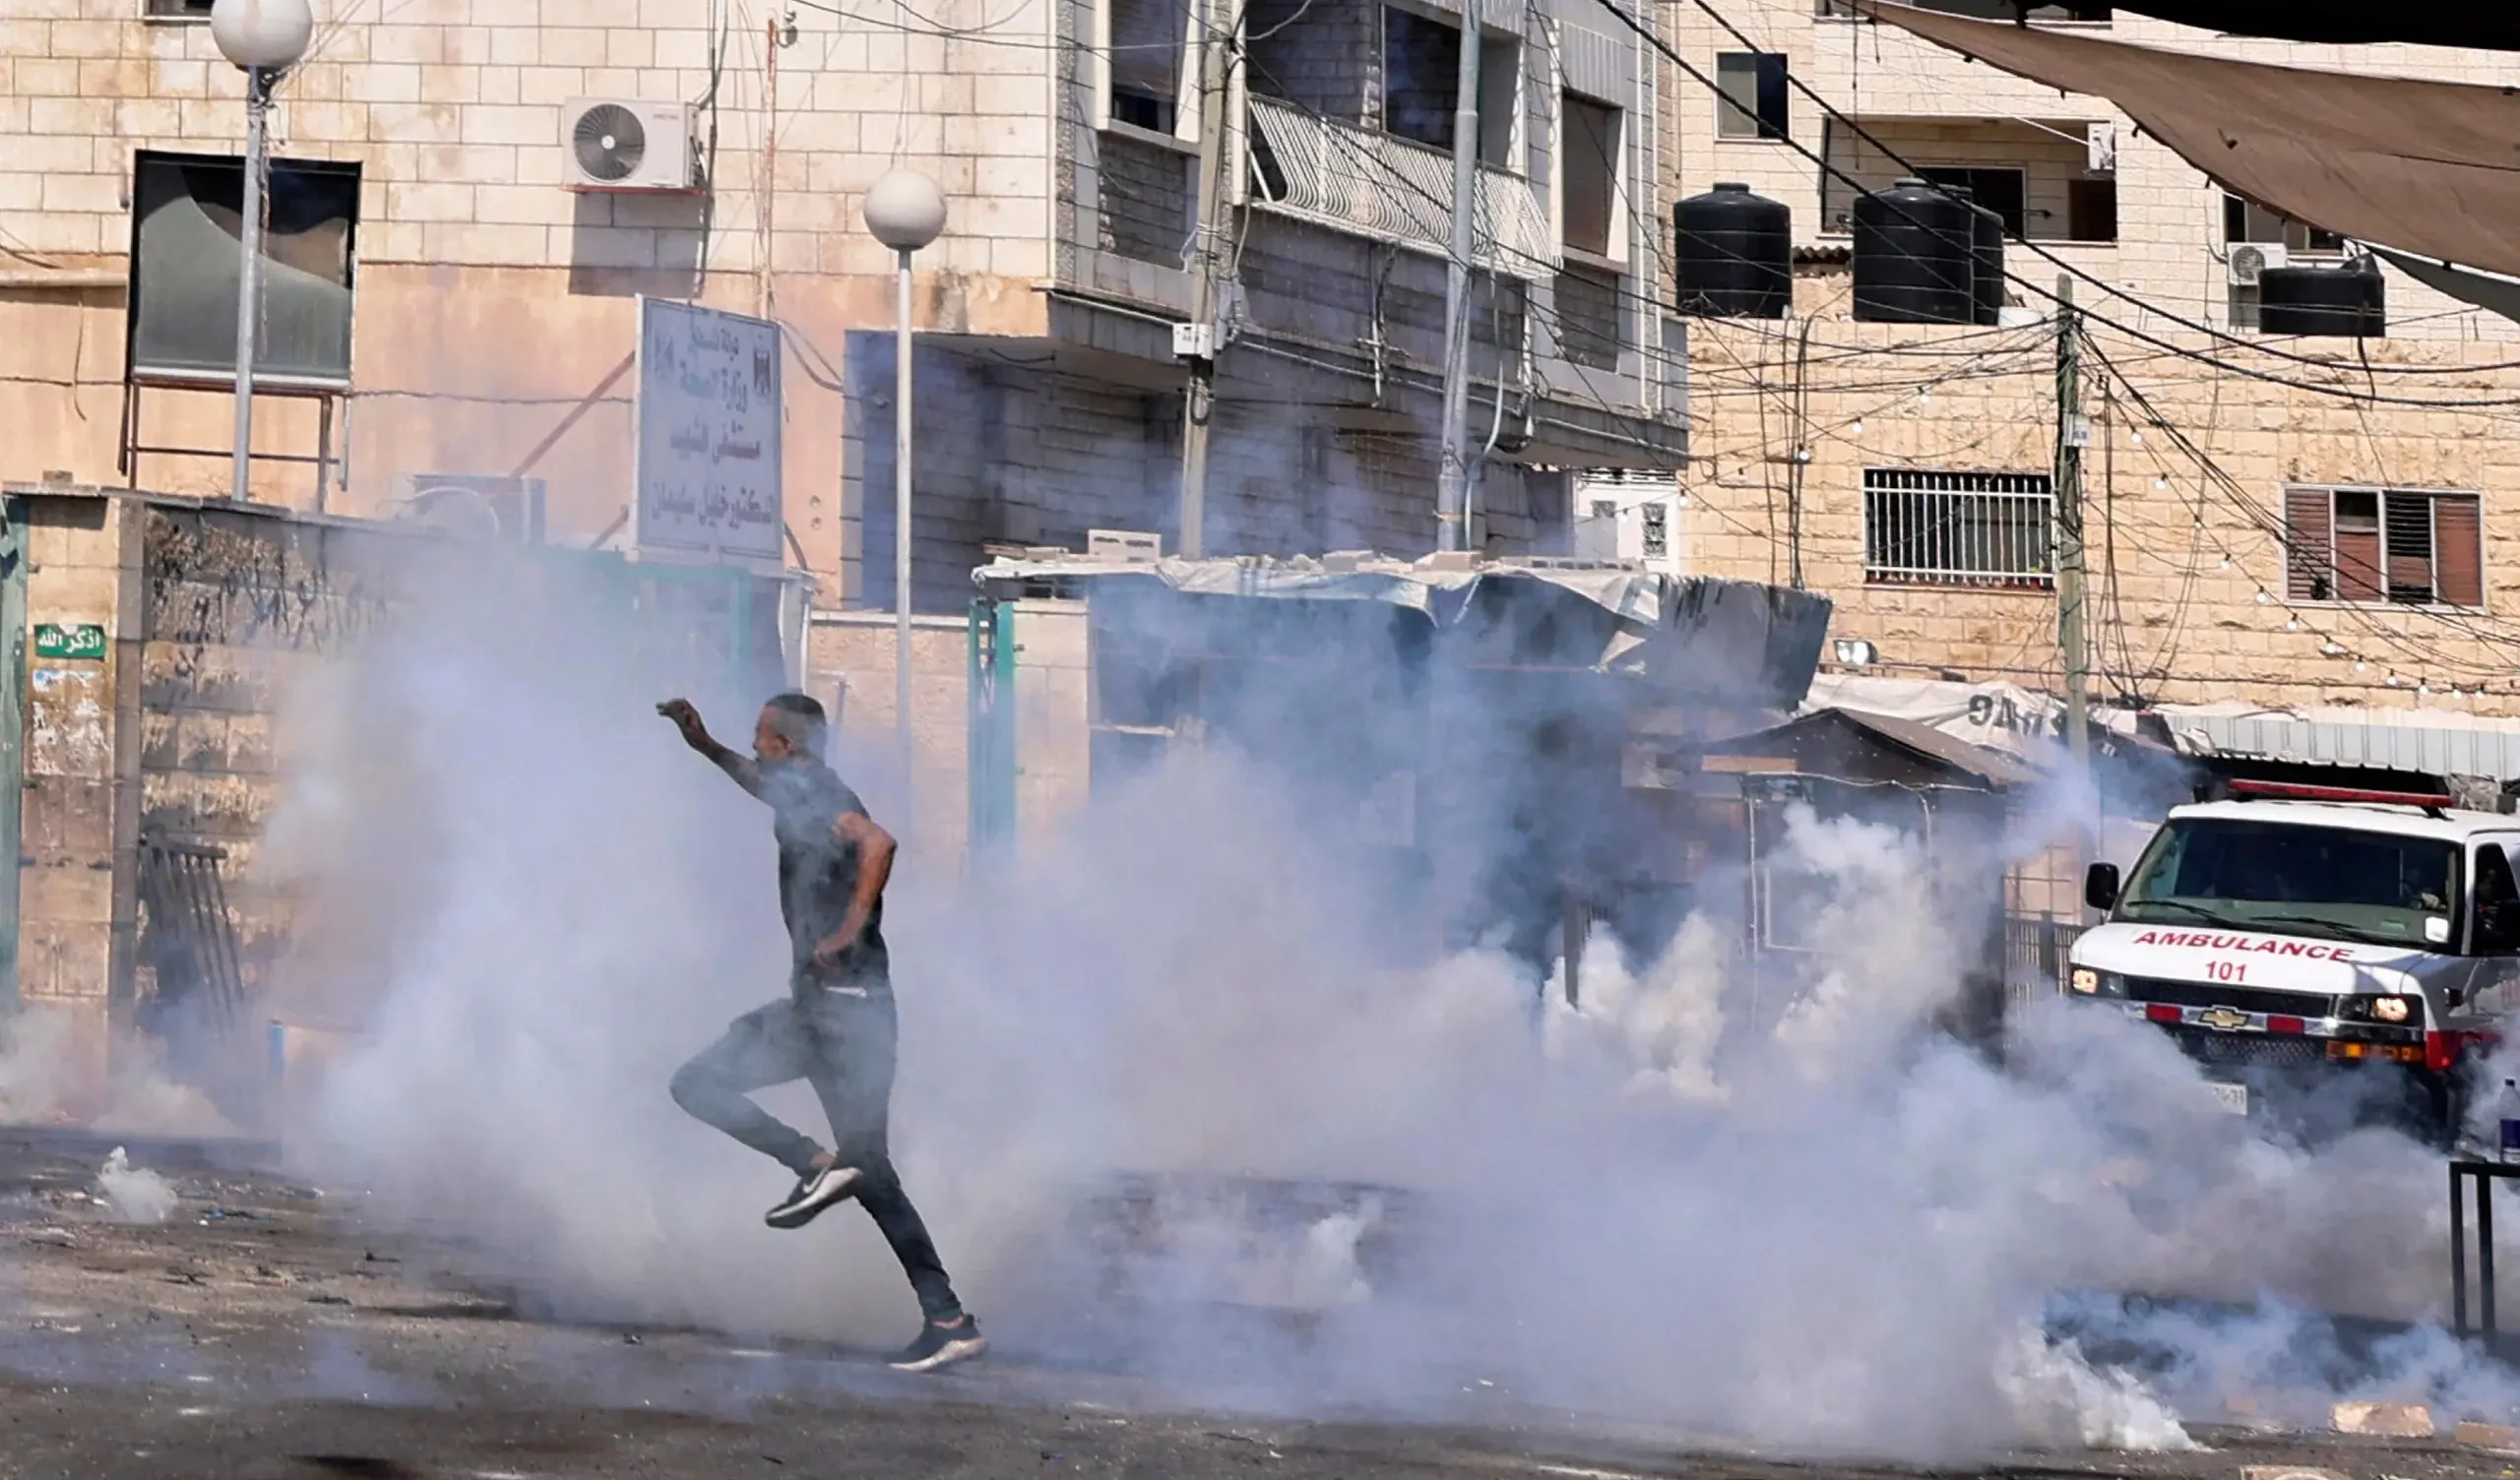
xmin=1245 ymin=96 xmax=1555 ymax=282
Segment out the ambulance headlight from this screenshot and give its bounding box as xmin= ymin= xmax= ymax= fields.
xmin=2368 ymin=994 xmax=2414 ymax=1024
xmin=2069 ymin=968 xmax=2125 ymax=998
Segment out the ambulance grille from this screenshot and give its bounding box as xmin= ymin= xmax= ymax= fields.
xmin=2167 ymin=1028 xmax=2330 ymax=1069
xmin=2126 ymin=976 xmax=2341 ymax=1019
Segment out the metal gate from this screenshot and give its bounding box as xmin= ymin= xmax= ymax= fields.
xmin=137 ymin=835 xmax=246 ymax=1034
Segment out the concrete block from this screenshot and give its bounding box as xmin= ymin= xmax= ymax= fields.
xmin=489 ymin=28 xmax=540 ymax=66
xmin=459 ymin=103 xmax=557 ymax=147
xmin=11 ymin=54 xmax=77 ymax=95
xmin=2454 ymin=1421 xmax=2520 ymax=1451
xmin=517 ymin=65 xmax=585 ymax=106
xmin=384 ymin=180 xmax=477 ymax=223
xmin=44 ymin=19 xmax=119 ymax=57
xmin=344 ymin=62 xmax=423 ymax=103
xmin=151 ymin=56 xmax=211 ymax=96
xmin=2331 ymin=1402 xmax=2433 ymax=1438
xmin=418 ymin=64 xmax=483 ymax=104
xmin=539 ymin=28 xmax=609 ymax=65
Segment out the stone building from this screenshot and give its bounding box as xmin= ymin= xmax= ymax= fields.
xmin=0 ymin=0 xmax=1691 ymax=613
xmin=1658 ymin=7 xmax=2520 ymax=746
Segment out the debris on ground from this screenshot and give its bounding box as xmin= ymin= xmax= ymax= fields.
xmin=2332 ymin=1402 xmax=2435 ymax=1438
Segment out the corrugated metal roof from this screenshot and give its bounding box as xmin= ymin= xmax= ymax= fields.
xmin=2170 ymin=710 xmax=2520 ymax=780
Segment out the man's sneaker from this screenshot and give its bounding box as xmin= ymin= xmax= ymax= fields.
xmin=889 ymin=1317 xmax=986 ymax=1373
xmin=765 ymin=1163 xmax=862 ymax=1229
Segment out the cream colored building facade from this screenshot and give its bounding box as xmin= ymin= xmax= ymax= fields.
xmin=1659 ymin=6 xmax=2520 ymax=724
xmin=0 ymin=0 xmax=1691 ymax=613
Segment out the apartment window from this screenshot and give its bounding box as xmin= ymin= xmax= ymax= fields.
xmin=143 ymin=0 xmax=216 ymax=17
xmin=2284 ymin=486 xmax=2483 ymax=607
xmin=1862 ymin=469 xmax=2055 ymax=588
xmin=1561 ymin=92 xmax=1621 ymax=261
xmin=1105 ymin=0 xmax=1187 ymax=134
xmin=2225 ymin=194 xmax=2345 ymax=254
xmin=1716 ymin=53 xmax=1789 ymax=142
xmin=2067 ymin=177 xmax=2117 ymax=242
xmin=1382 ymin=7 xmax=1518 ymax=166
xmin=1919 ymin=166 xmax=2024 ymax=238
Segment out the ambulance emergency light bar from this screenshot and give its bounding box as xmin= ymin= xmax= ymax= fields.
xmin=2225 ymin=778 xmax=2456 ymax=814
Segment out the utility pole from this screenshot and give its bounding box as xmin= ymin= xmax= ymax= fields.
xmin=2054 ymin=276 xmax=2094 ymax=853
xmin=1176 ymin=0 xmax=1233 ymax=560
xmin=1434 ymin=0 xmax=1481 ymax=553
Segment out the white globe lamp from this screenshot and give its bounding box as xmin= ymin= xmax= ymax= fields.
xmin=861 ymin=169 xmax=947 ymax=253
xmin=211 ymin=0 xmax=315 ymax=72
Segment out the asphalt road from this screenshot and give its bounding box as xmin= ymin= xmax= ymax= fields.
xmin=0 ymin=1129 xmax=2514 ymax=1480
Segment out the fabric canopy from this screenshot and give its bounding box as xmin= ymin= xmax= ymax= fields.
xmin=2368 ymin=246 xmax=2520 ymax=329
xmin=1853 ymin=2 xmax=2520 ymax=280
xmin=2112 ymin=1 xmax=2520 ymax=50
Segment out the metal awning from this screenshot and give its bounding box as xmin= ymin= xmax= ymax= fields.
xmin=2157 ymin=707 xmax=2520 ymax=781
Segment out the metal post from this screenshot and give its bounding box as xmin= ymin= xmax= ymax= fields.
xmin=894 ymin=247 xmax=915 ymax=774
xmin=230 ymin=68 xmax=274 ymax=502
xmin=1176 ymin=0 xmax=1230 ymax=560
xmin=2054 ymin=277 xmax=2092 ymax=865
xmin=1434 ymin=0 xmax=1482 ymax=554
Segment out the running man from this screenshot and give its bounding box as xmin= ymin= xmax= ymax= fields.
xmin=659 ymin=693 xmax=985 ymax=1374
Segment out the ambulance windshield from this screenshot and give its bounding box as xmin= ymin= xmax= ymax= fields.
xmin=2115 ymin=818 xmax=2459 ymax=949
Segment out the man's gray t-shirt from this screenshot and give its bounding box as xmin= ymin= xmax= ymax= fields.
xmin=764 ymin=760 xmax=889 ymax=992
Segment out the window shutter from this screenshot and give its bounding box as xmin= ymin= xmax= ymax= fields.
xmin=2385 ymin=492 xmax=2437 ymax=603
xmin=2283 ymin=487 xmax=2331 ymax=601
xmin=2335 ymin=491 xmax=2383 ymax=601
xmin=2436 ymin=494 xmax=2484 ymax=608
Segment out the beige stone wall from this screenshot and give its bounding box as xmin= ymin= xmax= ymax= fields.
xmin=1685 ymin=287 xmax=2520 ymax=715
xmin=0 ymin=0 xmax=1059 ymax=583
xmin=1661 ymin=9 xmax=2520 ymax=343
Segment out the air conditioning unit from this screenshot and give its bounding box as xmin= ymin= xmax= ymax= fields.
xmin=393 ymin=473 xmax=547 ymax=543
xmin=559 ymin=99 xmax=698 ymax=192
xmin=2228 ymin=241 xmax=2289 ymax=286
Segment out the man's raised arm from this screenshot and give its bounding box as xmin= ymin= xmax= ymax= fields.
xmin=657 ymin=699 xmax=765 ymax=799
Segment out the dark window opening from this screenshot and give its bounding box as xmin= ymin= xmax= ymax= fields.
xmin=1381 ymin=7 xmax=1517 ymax=166
xmin=2067 ymin=177 xmax=2116 ymax=242
xmin=1562 ymin=92 xmax=1619 ymax=260
xmin=1919 ymin=166 xmax=2025 ymax=238
xmin=1108 ymin=0 xmax=1184 ymax=134
xmin=144 ymin=0 xmax=218 ymax=17
xmin=2225 ymin=193 xmax=2346 ymax=254
xmin=1716 ymin=52 xmax=1789 ymax=141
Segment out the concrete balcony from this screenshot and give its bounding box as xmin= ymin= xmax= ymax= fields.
xmin=1244 ymin=96 xmax=1555 ymax=282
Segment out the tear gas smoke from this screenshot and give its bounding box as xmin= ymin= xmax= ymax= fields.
xmin=258 ymin=568 xmax=2512 ymax=1461
xmin=96 ymin=1147 xmax=178 ymax=1225
xmin=0 ymin=1004 xmax=241 ymax=1138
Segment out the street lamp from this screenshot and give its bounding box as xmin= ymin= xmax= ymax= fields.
xmin=860 ymin=169 xmax=946 ymax=764
xmin=210 ymin=0 xmax=315 ymax=503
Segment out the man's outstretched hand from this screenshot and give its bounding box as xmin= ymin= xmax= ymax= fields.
xmin=657 ymin=699 xmax=711 ymax=751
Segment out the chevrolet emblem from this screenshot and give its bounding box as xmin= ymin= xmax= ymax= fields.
xmin=2198 ymin=1006 xmax=2249 ymax=1032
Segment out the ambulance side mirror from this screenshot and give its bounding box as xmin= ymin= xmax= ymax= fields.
xmin=2084 ymin=862 xmax=2120 ymax=913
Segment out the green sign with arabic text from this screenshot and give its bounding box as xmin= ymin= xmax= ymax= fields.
xmin=33 ymin=623 xmax=107 ymax=661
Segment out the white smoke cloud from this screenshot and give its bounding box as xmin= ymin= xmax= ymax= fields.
xmin=256 ymin=572 xmax=2519 ymax=1462
xmin=96 ymin=1147 xmax=178 ymax=1225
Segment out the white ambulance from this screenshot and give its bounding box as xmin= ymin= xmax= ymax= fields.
xmin=2070 ymin=781 xmax=2520 ymax=1144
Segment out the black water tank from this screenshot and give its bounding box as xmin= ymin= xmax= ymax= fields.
xmin=2259 ymin=262 xmax=2385 ymax=338
xmin=1970 ymin=203 xmax=2006 ymax=327
xmin=1853 ymin=178 xmax=1977 ymax=325
xmin=1673 ymin=182 xmax=1792 ymax=319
